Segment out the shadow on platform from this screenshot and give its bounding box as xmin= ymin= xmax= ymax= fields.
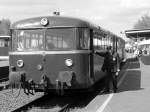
xmin=140 ymin=55 xmax=150 ymax=65
xmin=118 ymin=70 xmax=143 ymax=93
xmin=127 ymin=57 xmax=139 ymax=62
xmin=127 ymin=58 xmax=140 ymax=69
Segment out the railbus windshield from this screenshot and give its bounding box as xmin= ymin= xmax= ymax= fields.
xmin=12 ymin=28 xmax=77 ymax=51
xmin=45 ymin=28 xmax=75 ymax=50
xmin=11 ymin=28 xmax=90 ymax=51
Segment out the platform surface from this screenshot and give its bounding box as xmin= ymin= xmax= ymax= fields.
xmin=83 ymin=53 xmax=150 ymax=112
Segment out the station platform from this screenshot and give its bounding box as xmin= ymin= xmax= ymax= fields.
xmin=102 ymin=55 xmax=150 ymax=112
xmin=83 ymin=53 xmax=150 ymax=112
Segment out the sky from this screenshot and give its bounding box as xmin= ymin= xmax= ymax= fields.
xmin=0 ymin=0 xmax=150 ymax=37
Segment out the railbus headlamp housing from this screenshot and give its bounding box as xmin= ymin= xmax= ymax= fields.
xmin=65 ymin=59 xmax=73 ymax=67
xmin=17 ymin=60 xmax=24 ymax=68
xmin=37 ymin=64 xmax=43 ymax=70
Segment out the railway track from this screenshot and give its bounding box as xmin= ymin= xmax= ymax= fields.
xmin=0 ymin=78 xmax=89 ymax=112
xmin=12 ymin=93 xmax=77 ymax=112
xmin=11 ymin=92 xmax=46 ymax=112
xmin=0 ymin=87 xmax=44 ymax=112
xmin=12 ymin=82 xmax=106 ymax=112
xmin=13 ymin=94 xmax=82 ymax=112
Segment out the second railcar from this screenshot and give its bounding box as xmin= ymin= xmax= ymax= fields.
xmin=0 ymin=35 xmax=10 ymax=60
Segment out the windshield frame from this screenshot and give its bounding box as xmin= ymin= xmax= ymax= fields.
xmin=11 ymin=28 xmax=77 ymax=51
xmin=45 ymin=28 xmax=76 ymax=51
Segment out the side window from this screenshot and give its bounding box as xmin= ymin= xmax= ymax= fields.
xmin=0 ymin=39 xmax=5 ymax=47
xmin=4 ymin=40 xmax=9 ymax=47
xmin=101 ymin=34 xmax=107 ymax=50
xmin=105 ymin=35 xmax=113 ymax=48
xmin=79 ymin=28 xmax=90 ymax=49
xmin=93 ymin=32 xmax=98 ymax=49
xmin=93 ymin=31 xmax=108 ymax=50
xmin=17 ymin=31 xmax=24 ymax=51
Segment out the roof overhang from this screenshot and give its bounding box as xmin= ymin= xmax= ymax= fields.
xmin=125 ymin=29 xmax=150 ymax=38
xmin=0 ymin=35 xmax=10 ymax=39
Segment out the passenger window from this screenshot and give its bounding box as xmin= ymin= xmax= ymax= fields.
xmin=0 ymin=39 xmax=5 ymax=47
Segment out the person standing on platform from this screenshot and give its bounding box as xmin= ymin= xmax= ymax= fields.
xmin=95 ymin=46 xmax=120 ymax=93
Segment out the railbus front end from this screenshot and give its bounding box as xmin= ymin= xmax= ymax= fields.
xmin=9 ymin=16 xmax=125 ymax=95
xmin=9 ymin=16 xmax=95 ymax=94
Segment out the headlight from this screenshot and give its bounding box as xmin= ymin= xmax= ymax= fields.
xmin=37 ymin=64 xmax=43 ymax=70
xmin=17 ymin=60 xmax=24 ymax=68
xmin=113 ymin=57 xmax=116 ymax=61
xmin=65 ymin=59 xmax=73 ymax=67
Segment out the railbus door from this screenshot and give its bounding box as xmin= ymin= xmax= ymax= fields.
xmin=89 ymin=29 xmax=94 ymax=81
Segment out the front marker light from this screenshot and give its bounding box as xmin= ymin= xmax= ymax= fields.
xmin=65 ymin=59 xmax=73 ymax=67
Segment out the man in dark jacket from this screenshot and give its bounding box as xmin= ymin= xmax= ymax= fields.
xmin=95 ymin=46 xmax=120 ymax=93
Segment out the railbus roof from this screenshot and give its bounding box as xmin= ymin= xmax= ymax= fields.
xmin=11 ymin=16 xmax=100 ymax=29
xmin=11 ymin=16 xmax=122 ymax=40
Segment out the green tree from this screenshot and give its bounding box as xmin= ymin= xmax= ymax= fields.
xmin=0 ymin=19 xmax=11 ymax=35
xmin=133 ymin=14 xmax=150 ymax=29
